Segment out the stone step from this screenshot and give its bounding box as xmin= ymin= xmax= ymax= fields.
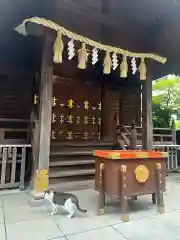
xmin=51 ymin=140 xmax=113 ymax=148
xmin=50 ymin=159 xmax=95 ymax=167
xmin=49 ymin=168 xmax=95 ymax=178
xmin=50 ymin=150 xmax=93 ymax=157
xmin=49 ymin=141 xmax=112 ymax=191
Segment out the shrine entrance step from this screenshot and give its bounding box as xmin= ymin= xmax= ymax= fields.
xmin=49 ymin=140 xmax=113 ymax=191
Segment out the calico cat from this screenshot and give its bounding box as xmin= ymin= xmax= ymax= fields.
xmin=44 ymin=189 xmax=87 ymax=218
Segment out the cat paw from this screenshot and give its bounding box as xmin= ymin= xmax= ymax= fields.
xmin=67 ymin=214 xmax=73 ymax=219
xmin=50 ymin=212 xmax=55 ymax=216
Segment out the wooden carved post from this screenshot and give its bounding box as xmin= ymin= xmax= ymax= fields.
xmin=152 ymin=191 xmax=156 ymax=205
xmin=33 ymin=32 xmax=53 ymax=196
xmin=155 ymin=163 xmax=165 ymax=213
xmin=97 ymin=162 xmax=105 ymax=216
xmin=120 ymin=165 xmax=129 ymax=222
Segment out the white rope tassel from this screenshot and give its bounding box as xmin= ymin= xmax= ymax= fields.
xmin=112 ymin=53 xmax=118 ymax=70
xmin=92 ymin=48 xmax=98 ymax=65
xmin=131 ymin=57 xmax=137 ymax=74
xmin=68 ymin=39 xmax=75 ymax=60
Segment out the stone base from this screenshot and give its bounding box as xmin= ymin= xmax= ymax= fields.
xmin=121 ymin=214 xmax=130 ymax=222
xmin=28 ymin=168 xmax=49 ymax=207
xmin=28 ymin=190 xmax=45 ymax=207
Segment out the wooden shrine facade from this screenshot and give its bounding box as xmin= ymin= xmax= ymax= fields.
xmin=2 ymin=0 xmax=179 ymax=192
xmin=0 ymin=33 xmax=148 ymax=192
xmin=29 ymin=35 xmax=144 ymax=192
xmin=0 ymin=37 xmax=143 ymax=192
xmin=32 ymin=50 xmax=142 ymax=145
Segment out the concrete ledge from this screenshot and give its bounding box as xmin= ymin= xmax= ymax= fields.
xmin=0 ymin=189 xmax=27 ymax=196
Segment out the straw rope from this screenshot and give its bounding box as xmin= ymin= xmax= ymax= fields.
xmin=15 ymin=17 xmax=167 ymax=64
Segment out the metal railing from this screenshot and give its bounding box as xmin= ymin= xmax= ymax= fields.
xmin=0 ymin=144 xmax=31 ymax=190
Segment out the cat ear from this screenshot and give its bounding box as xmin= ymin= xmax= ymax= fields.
xmin=44 ymin=191 xmax=48 ymax=197
xmin=49 ymin=188 xmax=55 ymax=193
xmin=44 ymin=189 xmax=50 ymax=194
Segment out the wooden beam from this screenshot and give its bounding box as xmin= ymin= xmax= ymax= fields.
xmin=102 ymin=0 xmax=110 ymax=13
xmin=141 ymin=74 xmax=153 ymax=150
xmin=38 ymin=32 xmax=53 ymax=171
xmin=51 ymin=2 xmax=144 ymax=51
xmin=53 ymin=0 xmax=138 ymax=31
xmin=143 ymin=2 xmax=180 ymax=53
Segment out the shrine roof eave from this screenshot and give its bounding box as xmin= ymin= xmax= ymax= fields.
xmin=1 ymin=0 xmax=180 ymax=78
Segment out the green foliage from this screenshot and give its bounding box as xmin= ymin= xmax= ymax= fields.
xmin=175 ymin=120 xmax=180 ymax=129
xmin=152 ymin=75 xmax=180 ymax=128
xmin=152 ymin=103 xmax=171 ymax=128
xmin=153 ymin=75 xmax=180 ymax=110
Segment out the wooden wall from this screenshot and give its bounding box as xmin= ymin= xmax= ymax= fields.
xmin=0 ymin=73 xmax=33 ymax=121
xmin=0 ymin=72 xmax=34 ymax=144
xmin=120 ymin=88 xmax=141 ymax=126
xmin=101 ymin=83 xmax=141 ymax=140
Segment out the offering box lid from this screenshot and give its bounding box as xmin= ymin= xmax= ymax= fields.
xmin=93 ymin=150 xmax=168 ymax=160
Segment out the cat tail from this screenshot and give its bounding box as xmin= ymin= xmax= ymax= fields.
xmin=76 ymin=201 xmax=87 ymax=213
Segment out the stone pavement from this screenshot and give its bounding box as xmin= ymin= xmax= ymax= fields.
xmin=1 ymin=174 xmax=180 ymax=239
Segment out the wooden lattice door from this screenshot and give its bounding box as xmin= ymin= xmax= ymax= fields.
xmin=51 ymin=77 xmax=101 ymax=141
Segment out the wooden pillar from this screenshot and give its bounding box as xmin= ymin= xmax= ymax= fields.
xmin=142 ymin=75 xmax=153 ymax=150
xmin=142 ymin=74 xmax=155 ymax=204
xmin=33 ymin=32 xmax=53 ymax=197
